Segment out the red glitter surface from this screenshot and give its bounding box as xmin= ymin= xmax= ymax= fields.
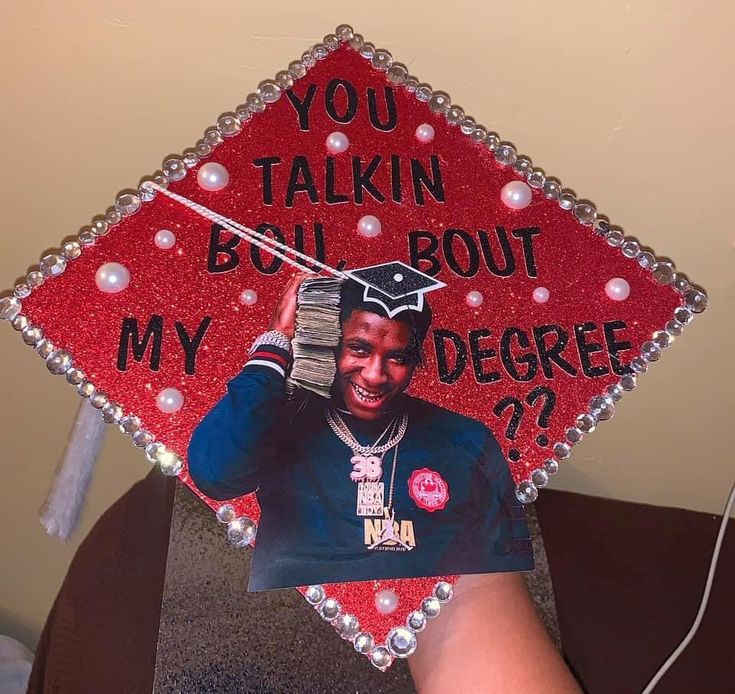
xmin=18 ymin=44 xmax=682 ymax=647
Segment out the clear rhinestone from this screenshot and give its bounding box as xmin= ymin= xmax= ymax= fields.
xmin=576 ymin=413 xmax=597 ymax=433
xmin=353 ymin=632 xmax=374 ymax=654
xmin=132 ymin=429 xmax=154 ymax=448
xmin=181 ymin=149 xmax=199 ymax=169
xmin=65 ymin=367 xmax=85 ymax=385
xmin=21 ymin=325 xmax=43 ymax=345
xmin=319 ymin=597 xmax=341 ymax=621
xmin=145 ymin=442 xmax=165 ymax=464
xmin=471 ymin=125 xmax=487 ymax=143
xmin=89 ymin=391 xmax=109 ymax=409
xmin=565 ymin=427 xmax=584 ymax=445
xmin=665 ymin=320 xmax=683 ymax=337
xmin=227 ymin=516 xmax=256 ymax=546
xmin=574 ymin=201 xmax=597 ymax=225
xmin=14 ymin=283 xmax=31 ymax=298
xmin=652 ymin=261 xmax=676 ymax=285
xmin=403 ymin=76 xmax=419 ymax=93
xmin=372 ymin=49 xmax=393 ymax=71
xmin=542 ymin=177 xmax=562 ymax=199
xmin=216 ymin=504 xmax=236 ymax=524
xmin=0 ymin=296 xmax=22 ymax=321
xmin=78 ymin=230 xmax=96 ymax=247
xmin=158 ymin=449 xmax=183 ymax=476
xmin=553 ymin=442 xmax=571 ymax=459
xmin=653 ymin=330 xmax=672 ymax=349
xmin=77 ymin=380 xmax=95 ymax=397
xmin=387 ymin=627 xmax=417 ymax=658
xmin=428 ymin=91 xmax=451 ymax=114
xmin=485 ymin=131 xmax=501 ymax=150
xmin=531 ymin=468 xmax=549 ymax=488
xmin=335 ymin=24 xmax=354 ymax=41
xmin=39 ymin=253 xmax=67 ymax=278
xmin=304 ymin=585 xmax=325 ymax=605
xmin=92 ymin=218 xmax=110 ymax=236
xmin=621 ymin=240 xmax=640 ymax=258
xmin=421 ymin=596 xmax=441 ymax=618
xmin=370 ymin=646 xmax=393 ymax=670
xmin=544 ymin=459 xmax=560 ymax=476
xmin=335 ymin=614 xmax=360 ymax=640
xmin=301 ymin=51 xmax=316 ymax=68
xmin=348 ymin=34 xmax=364 ymax=51
xmin=527 ymin=168 xmax=546 ymax=189
xmin=119 ymin=415 xmax=141 ymax=435
xmin=323 ymin=34 xmax=339 ymax=51
xmin=204 ymin=127 xmax=224 ymax=146
xmin=631 ymin=356 xmax=648 ymax=374
xmin=275 ymin=70 xmax=293 ymax=90
xmin=258 ymin=80 xmax=281 ymax=103
xmin=459 ymin=116 xmax=476 ymax=135
xmin=415 ymin=83 xmax=433 ymax=102
xmin=673 ymin=306 xmax=693 ymax=325
xmin=105 ymin=207 xmax=123 ymax=225
xmin=684 ymin=289 xmax=707 ymax=314
xmin=359 ymin=42 xmax=375 ymax=59
xmin=620 ymin=373 xmax=637 ymax=391
xmin=217 ymin=113 xmax=241 ymax=136
xmin=494 ymin=143 xmax=517 ymax=166
xmin=445 ymin=105 xmax=464 ymax=126
xmin=36 ymin=340 xmax=55 ymax=359
xmin=246 ymin=93 xmax=266 ymax=113
xmin=593 ymin=218 xmax=611 ymax=236
xmin=606 ymin=230 xmax=624 ymax=247
xmin=10 ymin=315 xmax=28 ymax=331
xmin=637 ymin=251 xmax=656 ymax=269
xmin=195 ymin=140 xmax=212 ymax=157
xmin=513 ymin=156 xmax=532 ymax=177
xmin=407 ymin=610 xmax=427 ymax=632
xmin=589 ymin=395 xmax=615 ymax=421
xmin=312 ymin=44 xmax=328 ymax=60
xmin=673 ymin=276 xmax=690 ymax=294
xmin=138 ymin=178 xmax=157 ymax=200
xmin=46 ymin=350 xmax=73 ymax=375
xmin=162 ymin=157 xmax=187 ymax=181
xmin=606 ymin=383 xmax=625 ymax=401
xmin=27 ymin=269 xmax=44 ymax=287
xmin=558 ymin=190 xmax=576 ymax=211
xmin=234 ymin=104 xmax=252 ymax=123
xmin=115 ymin=192 xmax=141 ymax=216
xmin=288 ymin=60 xmax=307 ymax=79
xmin=433 ymin=581 xmax=453 ymax=602
xmin=641 ymin=341 xmax=661 ymax=362
xmin=101 ymin=402 xmax=124 ymax=424
xmin=516 ymin=480 xmax=538 ymax=504
xmin=387 ymin=63 xmax=408 ymax=84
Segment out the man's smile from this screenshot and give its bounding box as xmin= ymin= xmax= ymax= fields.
xmin=350 ymin=381 xmax=388 ymax=405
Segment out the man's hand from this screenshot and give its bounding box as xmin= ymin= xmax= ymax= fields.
xmin=267 ymin=272 xmax=312 ymax=339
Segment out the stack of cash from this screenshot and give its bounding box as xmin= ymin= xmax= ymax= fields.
xmin=288 ymin=276 xmax=344 ymax=398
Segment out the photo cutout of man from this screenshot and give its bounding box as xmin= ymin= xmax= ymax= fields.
xmin=188 ymin=263 xmax=533 ymax=590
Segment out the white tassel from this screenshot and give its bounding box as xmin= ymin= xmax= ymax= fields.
xmin=40 ymin=398 xmax=107 ymax=541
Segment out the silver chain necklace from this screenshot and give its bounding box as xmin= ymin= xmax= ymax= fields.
xmin=325 ymin=408 xmax=408 ymax=456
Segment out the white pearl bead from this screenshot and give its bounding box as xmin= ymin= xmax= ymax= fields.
xmin=533 ymin=287 xmax=550 ymax=303
xmin=393 ymin=273 xmax=404 ymax=282
xmin=357 ymin=215 xmax=381 ymax=238
xmin=605 ymin=277 xmax=630 ymax=301
xmin=501 ymin=181 xmax=533 ymax=210
xmin=375 ymin=589 xmax=399 ymax=615
xmin=95 ymin=262 xmax=130 ymax=293
xmin=415 ymin=123 xmax=435 ymax=143
xmin=156 ymin=387 xmax=184 ymax=413
xmin=239 ymin=289 xmax=258 ymax=306
xmin=154 ymin=229 xmax=176 ymax=249
xmin=326 ymin=131 xmax=349 ymax=154
xmin=197 ymin=162 xmax=230 ymax=191
xmin=466 ymin=290 xmax=484 ymax=308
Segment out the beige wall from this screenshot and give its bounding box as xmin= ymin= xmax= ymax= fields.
xmin=1 ymin=1 xmax=732 ymax=651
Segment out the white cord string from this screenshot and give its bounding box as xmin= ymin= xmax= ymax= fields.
xmin=146 ymin=182 xmax=348 ymax=279
xmin=640 ymin=477 xmax=735 ymax=693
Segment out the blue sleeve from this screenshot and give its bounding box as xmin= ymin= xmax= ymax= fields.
xmin=187 ymin=346 xmax=290 ymax=501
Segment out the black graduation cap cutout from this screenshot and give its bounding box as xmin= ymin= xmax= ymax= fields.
xmin=346 ymin=261 xmax=446 ymax=317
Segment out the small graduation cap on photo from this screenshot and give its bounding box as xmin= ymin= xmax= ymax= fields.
xmin=346 ymin=261 xmax=446 ymax=318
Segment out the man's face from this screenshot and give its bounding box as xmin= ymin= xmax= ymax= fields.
xmin=335 ymin=309 xmax=416 ymax=421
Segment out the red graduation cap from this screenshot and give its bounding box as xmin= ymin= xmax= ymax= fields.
xmin=0 ymin=23 xmax=707 ymax=669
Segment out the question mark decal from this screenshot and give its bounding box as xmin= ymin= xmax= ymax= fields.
xmin=526 ymin=386 xmax=557 ymax=447
xmin=493 ymin=396 xmax=524 ymax=461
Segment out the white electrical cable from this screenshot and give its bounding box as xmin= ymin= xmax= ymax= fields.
xmin=641 ymin=478 xmax=735 ymax=693
xmin=146 ymin=182 xmax=348 ymax=279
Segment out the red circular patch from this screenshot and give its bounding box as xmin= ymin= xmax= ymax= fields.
xmin=408 ymin=468 xmax=450 ymax=512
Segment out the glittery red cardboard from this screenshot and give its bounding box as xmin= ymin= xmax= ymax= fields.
xmin=0 ymin=26 xmax=706 ymax=668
